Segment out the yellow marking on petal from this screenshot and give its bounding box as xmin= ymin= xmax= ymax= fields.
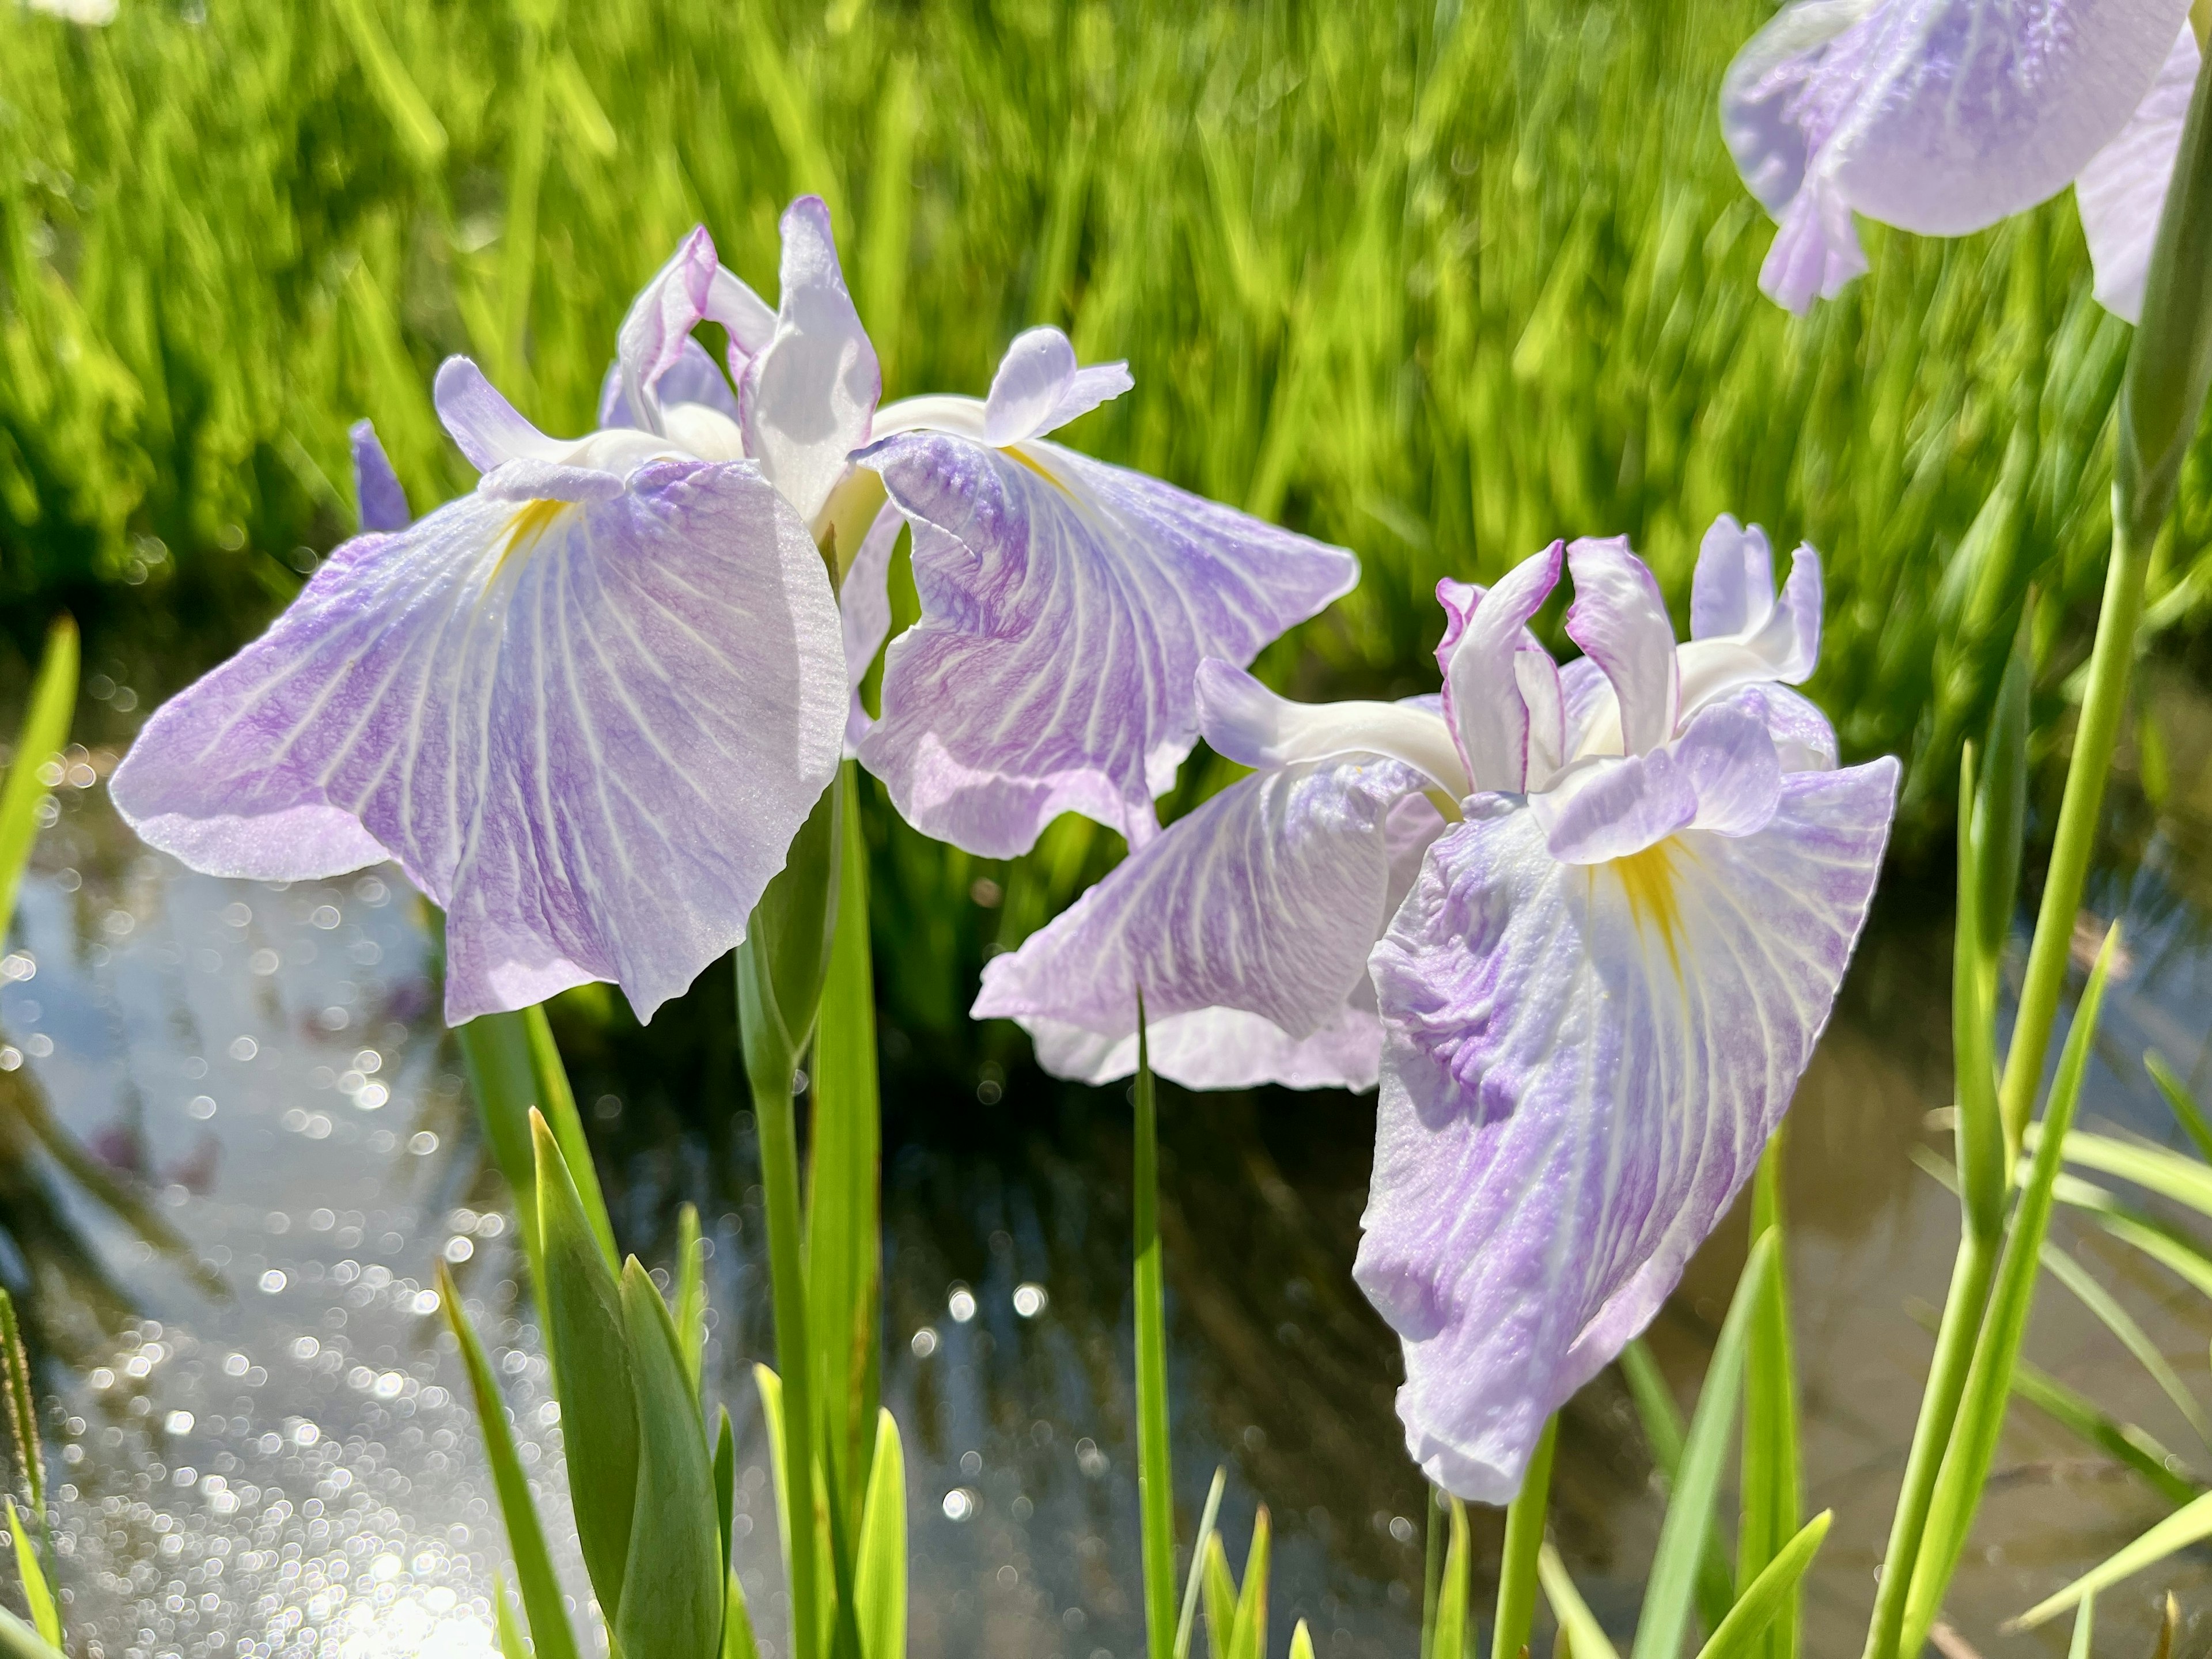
xmin=1605 ymin=839 xmax=1687 ymax=983
xmin=1007 ymin=444 xmax=1066 ymax=491
xmin=495 ymin=497 xmax=574 ymax=578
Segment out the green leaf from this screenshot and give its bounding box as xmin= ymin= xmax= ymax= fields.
xmin=525 ymin=1005 xmax=612 ymax=1269
xmin=736 ymin=782 xmax=841 ymax=1109
xmin=1201 ymin=1533 xmax=1237 ymax=1659
xmin=2067 ymin=1593 xmax=2094 ymax=1659
xmin=2010 ymin=1485 xmax=2212 ymax=1631
xmin=1431 ymin=1494 xmax=1471 ymax=1659
xmin=1737 ymin=1139 xmax=1801 ymax=1659
xmin=1289 ymin=1620 xmax=1318 ymax=1659
xmin=1132 ymin=995 xmax=1177 ymax=1659
xmin=1226 ymin=1505 xmax=1271 ymax=1659
xmin=805 ymin=764 xmax=882 ymax=1544
xmin=1954 ymin=746 xmax=2007 ymax=1222
xmin=492 ymin=1574 xmax=531 ymax=1659
xmin=1630 ymin=1230 xmax=1777 ymax=1659
xmin=2147 ymin=1052 xmax=2212 ymax=1166
xmin=1175 ymin=1467 xmax=1227 ymax=1659
xmin=716 ymin=1407 xmax=737 ymax=1578
xmin=1903 ymin=929 xmax=2119 ymax=1655
xmin=532 ymin=1112 xmax=639 ymax=1624
xmin=754 ymin=1362 xmax=830 ymax=1651
xmin=1971 ymin=624 xmax=2030 ymax=977
xmin=854 ymin=1410 xmax=906 ymax=1659
xmin=1696 ymin=1513 xmax=1831 ymax=1659
xmin=4 ymin=1497 xmax=56 ymax=1647
xmin=0 ymin=616 xmax=74 ymax=941
xmin=677 ymin=1203 xmax=707 ymax=1399
xmin=1619 ymin=1343 xmax=1733 ymax=1639
xmin=724 ymin=1569 xmax=761 ymax=1659
xmin=613 ymin=1258 xmax=724 ymax=1659
xmin=0 ymin=1602 xmax=65 ymax=1659
xmin=0 ymin=1289 xmax=41 ymax=1518
xmin=438 ymin=1262 xmax=580 ymax=1659
xmin=457 ymin=1014 xmax=541 ymax=1245
xmin=2009 ymin=1352 xmax=2198 ymax=1508
xmin=1538 ymin=1543 xmax=1622 ymax=1659
xmin=1493 ymin=1413 xmax=1559 ymax=1659
xmin=2050 ymin=1128 xmax=2212 ymax=1219
xmin=2051 ymin=1172 xmax=2212 ymax=1300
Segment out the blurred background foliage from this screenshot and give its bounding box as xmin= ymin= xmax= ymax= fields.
xmin=4 ymin=0 xmax=2211 ymax=1074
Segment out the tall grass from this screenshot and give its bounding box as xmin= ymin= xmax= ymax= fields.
xmin=5 ymin=0 xmax=2209 ymax=1046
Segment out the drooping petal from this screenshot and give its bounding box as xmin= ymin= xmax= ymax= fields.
xmin=856 ymin=433 xmax=1359 ymax=857
xmin=839 ymin=499 xmax=904 ymax=750
xmin=1756 ymin=684 xmax=1843 ymax=772
xmin=740 ymin=196 xmax=881 ymax=526
xmin=2077 ymin=24 xmax=2198 ymax=323
xmin=1672 ymin=694 xmax=1786 ymax=835
xmin=972 ymin=755 xmax=1437 ymax=1074
xmin=1357 ymin=756 xmax=1901 ymax=1502
xmin=350 ymin=419 xmax=411 ymax=533
xmin=112 ymin=461 xmax=845 ymax=1025
xmin=1527 ymin=749 xmax=1699 ymax=865
xmin=434 ymin=357 xmax=571 ymax=474
xmin=1197 ymin=661 xmax=1467 ymax=793
xmin=981 ymin=327 xmax=1135 ymax=445
xmin=1564 ymin=536 xmax=1679 ymax=756
xmin=1435 ymin=545 xmax=1565 ymax=793
xmin=1021 ymin=1003 xmax=1387 ymax=1092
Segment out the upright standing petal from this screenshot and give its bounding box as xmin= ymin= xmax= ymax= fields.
xmin=616 ymin=226 xmax=719 ymax=433
xmin=855 ymin=433 xmax=1358 ymax=856
xmin=350 ymin=419 xmax=412 ymax=533
xmin=112 ymin=461 xmax=845 ymax=1024
xmin=981 ymin=326 xmax=1135 ymax=445
xmin=1563 ymin=536 xmax=1679 ymax=755
xmin=435 ymin=357 xmax=572 ymax=472
xmin=2078 ymin=24 xmax=2200 ymax=323
xmin=1435 ymin=544 xmax=1565 ymax=791
xmin=1357 ymin=757 xmax=1900 ymax=1501
xmin=740 ymin=196 xmax=882 ymax=526
xmin=1689 ymin=514 xmax=1777 ymax=641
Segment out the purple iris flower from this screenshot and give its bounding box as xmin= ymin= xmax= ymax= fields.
xmin=1722 ymin=0 xmax=2196 ymax=318
xmin=977 ymin=521 xmax=1899 ymax=1500
xmin=113 ymin=198 xmax=1355 ymax=1024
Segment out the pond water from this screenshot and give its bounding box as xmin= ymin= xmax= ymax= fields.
xmin=3 ymin=656 xmax=2211 ymax=1659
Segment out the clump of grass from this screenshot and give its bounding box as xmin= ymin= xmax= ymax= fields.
xmin=3 ymin=0 xmax=2205 ymax=1047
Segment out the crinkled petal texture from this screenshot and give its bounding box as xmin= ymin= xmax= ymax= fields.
xmin=1358 ymin=757 xmax=1900 ymax=1502
xmin=856 ymin=432 xmax=1359 ymax=857
xmin=2077 ymin=24 xmax=2199 ymax=322
xmin=112 ymin=460 xmax=846 ymax=1025
xmin=1722 ymin=0 xmax=2189 ymax=309
xmin=972 ymin=756 xmax=1440 ymax=1089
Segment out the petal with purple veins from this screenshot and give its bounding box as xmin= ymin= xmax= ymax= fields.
xmin=982 ymin=327 xmax=1135 ymax=445
xmin=1564 ymin=536 xmax=1679 ymax=756
xmin=1358 ymin=756 xmax=1900 ymax=1501
xmin=112 ymin=461 xmax=844 ymax=1025
xmin=2078 ymin=24 xmax=2198 ymax=323
xmin=1021 ymin=1003 xmax=1387 ymax=1092
xmin=350 ymin=419 xmax=411 ymax=533
xmin=1435 ymin=545 xmax=1564 ymax=792
xmin=857 ymin=432 xmax=1359 ymax=856
xmin=434 ymin=357 xmax=571 ymax=474
xmin=599 ymin=337 xmax=744 ymax=431
xmin=1196 ymin=661 xmax=1467 ymax=793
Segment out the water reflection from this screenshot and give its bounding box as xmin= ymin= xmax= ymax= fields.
xmin=2 ymin=660 xmax=2211 ymax=1659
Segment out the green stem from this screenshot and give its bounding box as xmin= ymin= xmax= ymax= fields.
xmin=1858 ymin=1226 xmax=1998 ymax=1659
xmin=757 ymin=1077 xmax=820 ymax=1659
xmin=1997 ymin=522 xmax=2149 ymax=1154
xmin=1134 ymin=1007 xmax=1178 ymax=1659
xmin=1421 ymin=1486 xmax=1445 ymax=1659
xmin=1492 ymin=1414 xmax=1558 ymax=1659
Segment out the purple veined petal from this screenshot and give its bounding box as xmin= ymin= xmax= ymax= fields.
xmin=1719 ymin=0 xmax=1878 ymax=217
xmin=1358 ymin=755 xmax=1901 ymax=1501
xmin=1757 ymin=684 xmax=1842 ymax=772
xmin=856 ymin=431 xmax=1360 ymax=857
xmin=1196 ymin=661 xmax=1468 ymax=793
xmin=1516 ymin=643 xmax=1567 ymax=790
xmin=1669 ymin=542 xmax=1825 ymax=727
xmin=1690 ymin=514 xmax=1777 ymax=641
xmin=1024 ymin=1001 xmax=1386 ymax=1091
xmin=1527 ymin=749 xmax=1700 ymax=864
xmin=982 ymin=326 xmax=1136 ymax=445
xmin=1760 ymin=179 xmax=1871 ymax=312
xmin=112 ymin=460 xmax=845 ymax=1025
xmin=478 ymin=459 xmax=632 ymax=505
xmin=1564 ymin=536 xmax=1679 ymax=756
xmin=2078 ymin=24 xmax=2198 ymax=323
xmin=972 ymin=754 xmax=1435 ymax=1063
xmin=740 ymin=195 xmax=882 ymax=527
xmin=598 ymin=338 xmax=744 ymax=431
xmin=615 ymin=226 xmax=719 ymax=434
xmin=840 ymin=499 xmax=904 ymax=752
xmin=1437 ymin=544 xmax=1565 ymax=792
xmin=350 ymin=419 xmax=411 ymax=533
xmin=434 ymin=357 xmax=571 ymax=474
xmin=1559 ymin=656 xmax=1612 ymax=753
xmin=1673 ymin=694 xmax=1786 ymax=835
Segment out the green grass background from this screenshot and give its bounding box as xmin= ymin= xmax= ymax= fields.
xmin=4 ymin=0 xmax=2209 ymax=1056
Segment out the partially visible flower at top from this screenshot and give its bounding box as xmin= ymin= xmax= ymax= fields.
xmin=111 ymin=201 xmax=866 ymax=1024
xmin=978 ymin=518 xmax=1898 ymax=1501
xmin=1722 ymin=0 xmax=2196 ymax=319
xmin=840 ymin=325 xmax=1361 ymax=858
xmin=23 ymin=0 xmax=117 ymax=24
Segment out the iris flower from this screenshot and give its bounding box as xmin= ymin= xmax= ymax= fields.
xmin=978 ymin=521 xmax=1899 ymax=1499
xmin=1722 ymin=0 xmax=2196 ymax=318
xmin=113 ymin=199 xmax=1353 ymax=1022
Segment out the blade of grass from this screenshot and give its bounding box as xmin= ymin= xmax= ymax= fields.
xmin=612 ymin=1259 xmax=724 ymax=1659
xmin=2146 ymin=1054 xmax=2212 ymax=1165
xmin=493 ymin=1574 xmax=531 ymax=1659
xmin=1539 ymin=1542 xmax=1622 ymax=1659
xmin=676 ymin=1203 xmax=706 ymax=1398
xmin=457 ymin=1013 xmax=541 ymax=1242
xmin=1226 ymin=1506 xmax=1271 ymax=1659
xmin=1620 ymin=1342 xmax=1734 ymax=1637
xmin=0 ymin=1289 xmax=40 ymax=1518
xmin=2067 ymin=1594 xmax=2094 ymax=1659
xmin=0 ymin=1603 xmax=63 ymax=1659
xmin=1493 ymin=1414 xmax=1559 ymax=1659
xmin=2012 ymin=1354 xmax=2199 ymax=1506
xmin=0 ymin=616 xmax=74 ymax=938
xmin=524 ymin=1005 xmax=612 ymax=1268
xmin=1133 ymin=993 xmax=1177 ymax=1659
xmin=1903 ymin=929 xmax=2119 ymax=1654
xmin=438 ymin=1261 xmax=581 ymax=1659
xmin=716 ymin=1407 xmax=737 ymax=1577
xmin=724 ymin=1568 xmax=761 ymax=1659
xmin=1738 ymin=1137 xmax=1802 ymax=1659
xmin=3 ymin=1498 xmax=55 ymax=1647
xmin=2053 ymin=1128 xmax=2212 ymax=1219
xmin=1421 ymin=1486 xmax=1446 ymax=1659
xmin=1433 ymin=1494 xmax=1471 ymax=1659
xmin=328 ymin=0 xmax=448 ymax=169
xmin=854 ymin=1410 xmax=905 ymax=1659
xmin=2009 ymin=1485 xmax=2212 ymax=1631
xmin=1630 ymin=1232 xmax=1778 ymax=1659
xmin=1175 ymin=1465 xmax=1227 ymax=1659
xmin=1696 ymin=1514 xmax=1832 ymax=1659
xmin=1201 ymin=1533 xmax=1237 ymax=1658
xmin=1291 ymin=1620 xmax=1318 ymax=1659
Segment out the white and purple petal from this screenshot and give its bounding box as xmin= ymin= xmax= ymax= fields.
xmin=981 ymin=327 xmax=1135 ymax=445
xmin=1357 ymin=756 xmax=1900 ymax=1501
xmin=434 ymin=357 xmax=571 ymax=474
xmin=1196 ymin=661 xmax=1468 ymax=794
xmin=599 ymin=337 xmax=744 ymax=432
xmin=1564 ymin=536 xmax=1680 ymax=756
xmin=1435 ymin=546 xmax=1565 ymax=793
xmin=112 ymin=461 xmax=845 ymax=1025
xmin=855 ymin=433 xmax=1359 ymax=857
xmin=350 ymin=419 xmax=411 ymax=533
xmin=2077 ymin=23 xmax=2199 ymax=323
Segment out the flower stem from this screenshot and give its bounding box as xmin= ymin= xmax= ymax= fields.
xmin=757 ymin=1076 xmax=820 ymax=1659
xmin=1491 ymin=1414 xmax=1559 ymax=1659
xmin=1132 ymin=1001 xmax=1179 ymax=1659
